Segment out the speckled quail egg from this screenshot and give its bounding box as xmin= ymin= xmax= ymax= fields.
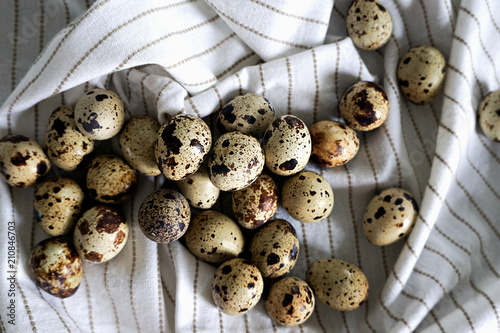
xmin=266 ymin=277 xmax=315 ymax=326
xmin=310 ymin=120 xmax=360 ymax=167
xmin=0 ymin=134 xmax=50 ymax=188
xmin=73 ymin=205 xmax=128 ymax=263
xmin=217 ymin=93 xmax=275 ymax=136
xmin=208 ymin=132 xmax=264 ymax=192
xmin=232 ymin=174 xmax=278 ymax=229
xmin=34 ymin=177 xmax=85 ymax=236
xmin=249 ymin=219 xmax=299 ymax=278
xmin=397 ymin=45 xmax=446 ymax=105
xmin=138 ymin=189 xmax=190 ymax=243
xmin=176 ymin=163 xmax=219 ymax=209
xmin=307 ymin=258 xmax=369 ymax=311
xmin=30 ymin=237 xmax=82 ymax=298
xmin=155 ymin=114 xmax=212 ymax=181
xmin=86 ymin=155 xmax=137 ymax=204
xmin=282 ymin=171 xmax=334 ymax=223
xmin=75 ymin=89 xmax=125 ymax=140
xmin=45 ymin=106 xmax=94 ymax=171
xmin=120 ymin=115 xmax=161 ymax=176
xmin=212 ymin=258 xmax=264 ymax=316
xmin=478 ymin=88 xmax=500 ymax=141
xmin=184 ymin=210 xmax=245 ymax=263
xmin=263 ymin=115 xmax=311 ymax=176
xmin=363 ymin=188 xmax=419 ymax=246
xmin=346 ymin=0 xmax=393 ymax=50
xmin=340 ymin=81 xmax=389 ymax=131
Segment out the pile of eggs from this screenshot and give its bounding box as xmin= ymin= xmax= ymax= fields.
xmin=0 ymin=0 xmax=498 ymax=327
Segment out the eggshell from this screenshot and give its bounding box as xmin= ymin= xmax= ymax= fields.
xmin=29 ymin=237 xmax=82 ymax=298
xmin=263 ymin=115 xmax=311 ymax=176
xmin=397 ymin=45 xmax=446 ymax=105
xmin=232 ymin=174 xmax=278 ymax=229
xmin=73 ymin=205 xmax=129 ymax=263
xmin=212 ymin=258 xmax=264 ymax=316
xmin=155 ymin=114 xmax=212 ymax=181
xmin=184 ymin=210 xmax=244 ymax=263
xmin=249 ymin=219 xmax=299 ymax=278
xmin=75 ymin=89 xmax=125 ymax=140
xmin=208 ymin=132 xmax=264 ymax=192
xmin=478 ymin=88 xmax=500 ymax=141
xmin=362 ymin=188 xmax=418 ymax=246
xmin=120 ymin=115 xmax=161 ymax=176
xmin=34 ymin=177 xmax=85 ymax=236
xmin=282 ymin=171 xmax=334 ymax=223
xmin=307 ymin=258 xmax=368 ymax=311
xmin=45 ymin=106 xmax=94 ymax=171
xmin=176 ymin=163 xmax=219 ymax=209
xmin=138 ymin=189 xmax=190 ymax=243
xmin=0 ymin=134 xmax=51 ymax=188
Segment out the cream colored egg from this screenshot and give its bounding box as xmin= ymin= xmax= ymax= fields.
xmin=177 ymin=164 xmax=219 ymax=209
xmin=478 ymin=89 xmax=500 ymax=141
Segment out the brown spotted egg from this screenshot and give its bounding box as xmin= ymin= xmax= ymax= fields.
xmin=176 ymin=163 xmax=220 ymax=209
xmin=30 ymin=237 xmax=82 ymax=298
xmin=45 ymin=106 xmax=94 ymax=171
xmin=34 ymin=177 xmax=85 ymax=236
xmin=346 ymin=0 xmax=393 ymax=50
xmin=86 ymin=155 xmax=137 ymax=204
xmin=120 ymin=115 xmax=161 ymax=176
xmin=307 ymin=258 xmax=369 ymax=311
xmin=310 ymin=120 xmax=360 ymax=167
xmin=73 ymin=205 xmax=128 ymax=263
xmin=282 ymin=171 xmax=334 ymax=223
xmin=75 ymin=89 xmax=125 ymax=140
xmin=0 ymin=134 xmax=51 ymax=188
xmin=397 ymin=45 xmax=446 ymax=105
xmin=266 ymin=277 xmax=315 ymax=326
xmin=363 ymin=188 xmax=418 ymax=246
xmin=217 ymin=93 xmax=275 ymax=136
xmin=249 ymin=219 xmax=299 ymax=278
xmin=263 ymin=115 xmax=311 ymax=176
xmin=212 ymin=258 xmax=264 ymax=316
xmin=208 ymin=132 xmax=264 ymax=192
xmin=184 ymin=210 xmax=245 ymax=263
xmin=138 ymin=189 xmax=191 ymax=243
xmin=478 ymin=88 xmax=500 ymax=141
xmin=232 ymin=174 xmax=278 ymax=229
xmin=155 ymin=114 xmax=212 ymax=181
xmin=340 ymin=81 xmax=389 ymax=131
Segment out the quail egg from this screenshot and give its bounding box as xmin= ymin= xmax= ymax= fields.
xmin=176 ymin=163 xmax=220 ymax=209
xmin=478 ymin=88 xmax=500 ymax=141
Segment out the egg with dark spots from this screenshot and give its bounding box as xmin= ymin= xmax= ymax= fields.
xmin=263 ymin=115 xmax=311 ymax=176
xmin=307 ymin=258 xmax=368 ymax=311
xmin=249 ymin=219 xmax=299 ymax=278
xmin=34 ymin=177 xmax=85 ymax=236
xmin=266 ymin=277 xmax=315 ymax=326
xmin=212 ymin=258 xmax=263 ymax=316
xmin=217 ymin=93 xmax=275 ymax=136
xmin=184 ymin=210 xmax=244 ymax=263
xmin=155 ymin=114 xmax=212 ymax=181
xmin=282 ymin=171 xmax=334 ymax=223
xmin=86 ymin=155 xmax=137 ymax=204
xmin=208 ymin=132 xmax=264 ymax=191
xmin=176 ymin=163 xmax=220 ymax=209
xmin=309 ymin=120 xmax=360 ymax=168
xmin=478 ymin=88 xmax=500 ymax=141
xmin=138 ymin=189 xmax=190 ymax=243
xmin=45 ymin=106 xmax=94 ymax=171
xmin=340 ymin=81 xmax=389 ymax=131
xmin=232 ymin=174 xmax=278 ymax=229
xmin=75 ymin=89 xmax=125 ymax=140
xmin=346 ymin=0 xmax=393 ymax=50
xmin=397 ymin=45 xmax=446 ymax=105
xmin=73 ymin=205 xmax=128 ymax=263
xmin=0 ymin=134 xmax=51 ymax=188
xmin=29 ymin=237 xmax=82 ymax=298
xmin=363 ymin=188 xmax=418 ymax=245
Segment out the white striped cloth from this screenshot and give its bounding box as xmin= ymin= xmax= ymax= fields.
xmin=0 ymin=0 xmax=499 ymax=332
